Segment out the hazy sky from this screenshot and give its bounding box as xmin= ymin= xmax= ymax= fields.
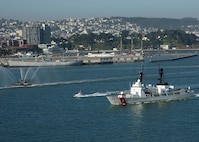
xmin=0 ymin=0 xmax=198 ymax=21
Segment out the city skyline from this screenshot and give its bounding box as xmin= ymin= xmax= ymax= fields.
xmin=0 ymin=0 xmax=199 ymax=21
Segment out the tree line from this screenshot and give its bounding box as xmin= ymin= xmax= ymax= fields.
xmin=1 ymin=29 xmax=198 ymax=56
xmin=55 ymin=29 xmax=198 ymax=51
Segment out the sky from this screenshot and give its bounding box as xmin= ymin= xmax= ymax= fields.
xmin=0 ymin=0 xmax=199 ymax=21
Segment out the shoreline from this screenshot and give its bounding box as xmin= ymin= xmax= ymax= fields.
xmin=0 ymin=49 xmax=198 ymax=67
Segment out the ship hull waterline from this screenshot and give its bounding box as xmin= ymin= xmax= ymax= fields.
xmin=7 ymin=60 xmax=83 ymax=67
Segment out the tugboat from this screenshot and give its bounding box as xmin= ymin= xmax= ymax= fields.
xmin=106 ymin=68 xmax=195 ymax=106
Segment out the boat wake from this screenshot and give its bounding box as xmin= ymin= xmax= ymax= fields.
xmin=0 ymin=76 xmax=132 ymax=90
xmin=74 ymin=90 xmax=121 ymax=98
xmin=195 ymin=94 xmax=199 ymax=97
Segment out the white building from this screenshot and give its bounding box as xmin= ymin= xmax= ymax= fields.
xmin=160 ymin=45 xmax=170 ymax=50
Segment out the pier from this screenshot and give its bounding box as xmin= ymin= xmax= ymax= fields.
xmin=79 ymin=54 xmax=144 ymax=65
xmin=0 ymin=54 xmax=144 ymax=67
xmin=1 ymin=50 xmax=197 ymax=66
xmin=149 ymin=53 xmax=198 ymax=63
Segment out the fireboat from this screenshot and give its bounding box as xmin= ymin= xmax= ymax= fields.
xmin=12 ymin=80 xmax=32 ymax=87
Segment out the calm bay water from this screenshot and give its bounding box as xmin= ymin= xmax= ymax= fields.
xmin=0 ymin=54 xmax=199 ymax=142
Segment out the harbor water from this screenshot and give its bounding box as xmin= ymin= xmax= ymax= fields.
xmin=0 ymin=54 xmax=199 ymax=142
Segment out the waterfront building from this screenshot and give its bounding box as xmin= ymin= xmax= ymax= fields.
xmin=0 ymin=39 xmax=27 ymax=48
xmin=22 ymin=24 xmax=51 ymax=45
xmin=40 ymin=24 xmax=51 ymax=44
xmin=22 ymin=25 xmax=41 ymax=45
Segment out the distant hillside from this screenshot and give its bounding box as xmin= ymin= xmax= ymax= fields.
xmin=115 ymin=17 xmax=199 ymax=29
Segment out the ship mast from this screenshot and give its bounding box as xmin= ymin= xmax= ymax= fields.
xmin=158 ymin=68 xmax=168 ymax=85
xmin=120 ymin=35 xmax=123 ymax=55
xmin=138 ymin=64 xmax=144 ymax=83
xmin=131 ymin=36 xmax=133 ymax=54
xmin=158 ymin=68 xmax=164 ymax=84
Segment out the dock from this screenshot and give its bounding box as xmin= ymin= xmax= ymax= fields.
xmin=0 ymin=54 xmax=144 ymax=67
xmin=78 ymin=54 xmax=144 ymax=65
xmin=149 ymin=53 xmax=198 ymax=63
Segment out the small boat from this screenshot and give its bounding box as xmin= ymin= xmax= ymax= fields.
xmin=106 ymin=68 xmax=195 ymax=106
xmin=73 ymin=91 xmax=84 ymax=98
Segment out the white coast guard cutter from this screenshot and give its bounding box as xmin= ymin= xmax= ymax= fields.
xmin=106 ymin=68 xmax=195 ymax=106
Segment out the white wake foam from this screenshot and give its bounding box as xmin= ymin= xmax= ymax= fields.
xmin=73 ymin=90 xmax=126 ymax=98
xmin=195 ymin=94 xmax=199 ymax=97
